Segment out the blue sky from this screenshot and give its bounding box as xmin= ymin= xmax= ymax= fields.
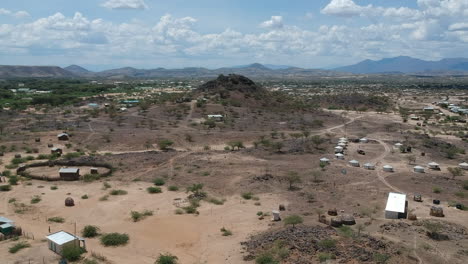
xmin=1 ymin=0 xmax=467 ymax=70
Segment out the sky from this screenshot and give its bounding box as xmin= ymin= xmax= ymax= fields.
xmin=1 ymin=0 xmax=468 ymax=71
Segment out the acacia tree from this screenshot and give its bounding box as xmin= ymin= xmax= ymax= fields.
xmin=448 ymin=167 xmax=463 ymax=180
xmin=283 ymin=215 xmax=303 ymax=228
xmin=284 ymin=172 xmax=302 ymax=190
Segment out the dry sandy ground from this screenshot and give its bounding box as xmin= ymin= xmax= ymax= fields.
xmin=0 ymin=180 xmax=286 ymax=264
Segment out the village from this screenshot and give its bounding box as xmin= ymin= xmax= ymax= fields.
xmin=0 ymin=74 xmax=467 ymax=264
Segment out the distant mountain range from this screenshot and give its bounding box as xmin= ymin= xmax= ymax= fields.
xmin=334 ymin=56 xmax=468 ymax=74
xmin=2 ymin=57 xmax=468 ymax=79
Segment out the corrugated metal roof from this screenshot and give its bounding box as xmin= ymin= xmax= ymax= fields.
xmin=46 ymin=231 xmax=78 ymax=245
xmin=57 ymin=133 xmax=69 ymax=137
xmin=0 ymin=223 xmax=14 ymax=229
xmin=0 ymin=216 xmax=14 ymax=223
xmin=385 ymin=192 xmax=406 ymax=213
xmin=59 ymin=168 xmax=79 ymax=173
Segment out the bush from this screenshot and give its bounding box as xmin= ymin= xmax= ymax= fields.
xmin=373 ymin=253 xmax=391 ymax=263
xmin=156 ymin=253 xmax=179 ymax=264
xmin=147 ymin=186 xmax=162 ymax=194
xmin=318 ymin=239 xmax=336 ymax=249
xmin=168 ymin=185 xmax=179 ymax=191
xmin=31 ymin=195 xmax=41 ymax=204
xmin=110 ymin=189 xmax=127 ymax=195
xmin=48 ymin=217 xmax=65 ymax=223
xmin=153 ymin=178 xmax=165 ymax=186
xmin=158 ymin=139 xmax=174 ymax=151
xmin=83 ymin=174 xmax=100 ymax=182
xmin=241 ymin=192 xmax=253 ymax=200
xmin=208 ymin=197 xmax=226 ymax=205
xmin=338 ymin=225 xmax=354 ymax=238
xmin=81 ymin=194 xmax=89 ymax=199
xmin=82 ymin=225 xmax=100 ymax=238
xmin=318 ymin=253 xmax=335 ymax=262
xmin=0 ymin=185 xmax=11 ymax=192
xmin=463 ymin=181 xmax=468 ymax=191
xmin=8 ymin=175 xmax=18 ymax=185
xmin=255 ymin=252 xmax=279 ymax=264
xmin=99 ymin=195 xmax=109 ymax=201
xmin=433 ymin=187 xmax=442 ymax=193
xmin=131 ymin=210 xmax=153 ymax=222
xmin=9 ymin=242 xmax=30 ymax=253
xmin=62 ymin=245 xmax=83 ymax=261
xmin=100 ymin=233 xmax=129 ymax=246
xmin=50 ymin=185 xmax=58 ymax=190
xmin=220 ymin=227 xmax=232 ymax=236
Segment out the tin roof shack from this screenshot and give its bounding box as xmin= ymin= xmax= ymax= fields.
xmin=385 ymin=192 xmax=408 ymax=219
xmin=46 ymin=231 xmax=85 ymax=256
xmin=59 ymin=168 xmax=80 ymax=181
xmin=0 ymin=217 xmax=15 ymax=235
xmin=51 ymin=147 xmax=63 ymax=155
xmin=57 ymin=133 xmax=70 ymax=141
xmin=207 ymin=114 xmax=224 ymax=122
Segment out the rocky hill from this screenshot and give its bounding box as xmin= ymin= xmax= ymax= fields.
xmin=197 ymin=74 xmax=266 ymax=94
xmin=0 ymin=66 xmax=75 ymax=78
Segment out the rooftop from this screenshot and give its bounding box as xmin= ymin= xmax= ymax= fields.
xmin=0 ymin=216 xmax=14 ymax=223
xmin=46 ymin=231 xmax=78 ymax=245
xmin=385 ymin=192 xmax=406 ymax=213
xmin=59 ymin=168 xmax=79 ymax=173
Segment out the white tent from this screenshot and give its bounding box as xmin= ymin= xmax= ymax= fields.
xmin=383 ymin=165 xmax=394 ymax=172
xmin=334 ymin=146 xmax=344 ymax=153
xmin=459 ymin=162 xmax=468 ymax=170
xmin=339 ymin=137 xmax=348 ymax=142
xmin=394 ymin=143 xmax=403 ymax=147
xmin=338 ymin=142 xmax=347 ymax=148
xmin=335 ymin=153 xmax=345 ymax=160
xmin=428 ymin=162 xmax=440 ymax=170
xmin=349 ymin=160 xmax=360 ymax=167
xmin=363 ymin=163 xmax=375 ymax=170
xmin=320 ymin=158 xmax=330 ymax=164
xmin=359 ymin=138 xmax=369 ymax=143
xmin=413 ymin=166 xmax=425 ymax=173
xmin=385 ymin=192 xmax=407 ymax=219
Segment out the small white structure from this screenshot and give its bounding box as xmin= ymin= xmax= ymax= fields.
xmin=394 ymin=143 xmax=403 ymax=148
xmin=413 ymin=166 xmax=425 ymax=173
xmin=428 ymin=162 xmax=440 ymax=170
xmin=339 ymin=137 xmax=348 ymax=142
xmin=46 ymin=231 xmax=85 ymax=255
xmin=359 ymin=138 xmax=369 ymax=143
xmin=207 ymin=114 xmax=224 ymax=121
xmin=320 ymin=158 xmax=330 ymax=164
xmin=363 ymin=163 xmax=375 ymax=170
xmin=271 ymin=210 xmax=281 ymax=221
xmin=334 ymin=146 xmax=344 ymax=153
xmin=385 ymin=192 xmax=407 ymax=219
xmin=459 ymin=162 xmax=468 ymax=170
xmin=383 ymin=165 xmax=394 ymax=172
xmin=335 ymin=153 xmax=345 ymax=160
xmin=338 ymin=142 xmax=347 ymax=148
xmin=349 ymin=160 xmax=360 ymax=167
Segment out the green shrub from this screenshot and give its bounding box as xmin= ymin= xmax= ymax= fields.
xmin=0 ymin=185 xmax=12 ymax=192
xmin=9 ymin=242 xmax=30 ymax=253
xmin=433 ymin=187 xmax=442 ymax=193
xmin=48 ymin=217 xmax=65 ymax=223
xmin=83 ymin=174 xmax=100 ymax=182
xmin=8 ymin=175 xmax=19 ymax=185
xmin=131 ymin=210 xmax=153 ymax=222
xmin=102 ymin=182 xmax=111 ymax=189
xmin=283 ymin=215 xmax=303 ymax=228
xmin=153 ymin=178 xmax=165 ymax=186
xmin=318 ymin=239 xmax=336 ymax=249
xmin=50 ymin=185 xmax=58 ymax=190
xmin=220 ymin=227 xmax=232 ymax=236
xmin=175 ymin=209 xmax=184 ymax=215
xmin=99 ymin=195 xmax=109 ymax=201
xmin=183 ymin=205 xmax=198 ymax=214
xmin=255 ymin=252 xmax=279 ymax=264
xmin=156 ymin=253 xmax=179 ymax=264
xmin=110 ymin=189 xmax=127 ymax=195
xmin=81 ymin=194 xmax=89 ymax=199
xmin=318 ymin=253 xmax=335 ymax=262
xmin=8 ymin=198 xmax=16 ymax=203
xmin=241 ymin=192 xmax=253 ymax=200
xmin=100 ymin=233 xmax=129 ymax=246
xmin=207 ymin=197 xmax=225 ymax=205
xmin=463 ymin=181 xmax=468 ymax=190
xmin=455 ymin=192 xmax=466 ymax=198
xmin=31 ymin=195 xmax=41 ymax=204
xmin=373 ymin=253 xmax=391 ymax=263
xmin=338 ymin=225 xmax=354 ymax=238
xmin=82 ymin=225 xmax=100 ymax=238
xmin=62 ymin=245 xmax=83 ymax=261
xmin=82 ymin=259 xmax=98 ymax=264
xmin=168 ymin=185 xmax=179 ymax=191
xmin=147 ymin=186 xmax=162 ymax=194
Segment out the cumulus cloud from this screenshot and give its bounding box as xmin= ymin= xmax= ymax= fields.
xmin=449 ymin=23 xmax=468 ymax=31
xmin=0 ymin=8 xmax=30 ymax=18
xmin=321 ymin=0 xmax=369 ymax=17
xmin=101 ymin=0 xmax=148 ymax=10
xmin=260 ymin=16 xmax=284 ymax=29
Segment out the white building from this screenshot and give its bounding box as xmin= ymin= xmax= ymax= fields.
xmin=383 ymin=165 xmax=394 ymax=172
xmin=428 ymin=162 xmax=440 ymax=170
xmin=363 ymin=163 xmax=375 ymax=170
xmin=459 ymin=162 xmax=468 ymax=170
xmin=335 ymin=153 xmax=345 ymax=160
xmin=385 ymin=192 xmax=407 ymax=219
xmin=413 ymin=166 xmax=425 ymax=173
xmin=46 ymin=231 xmax=85 ymax=255
xmin=349 ymin=160 xmax=360 ymax=167
xmin=320 ymin=158 xmax=330 ymax=164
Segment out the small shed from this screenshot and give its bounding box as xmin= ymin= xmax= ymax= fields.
xmin=339 ymin=137 xmax=348 ymax=142
xmin=394 ymin=143 xmax=403 ymax=148
xmin=59 ymin=168 xmax=80 ymax=181
xmin=320 ymin=158 xmax=330 ymax=164
xmin=363 ymin=163 xmax=375 ymax=170
xmin=51 ymin=147 xmax=63 ymax=155
xmin=57 ymin=133 xmax=69 ymax=141
xmin=337 ymin=142 xmax=347 ymax=148
xmin=349 ymin=160 xmax=360 ymax=167
xmin=335 ymin=153 xmax=345 ymax=160
xmin=90 ymin=168 xmax=99 ymax=174
xmin=385 ymin=192 xmax=407 ymax=219
xmin=459 ymin=162 xmax=468 ymax=170
xmin=359 ymin=138 xmax=369 ymax=143
xmin=428 ymin=162 xmax=440 ymax=170
xmin=0 ymin=217 xmax=15 ymax=235
xmin=46 ymin=231 xmax=85 ymax=255
xmin=271 ymin=210 xmax=281 ymax=221
xmin=383 ymin=165 xmax=394 ymax=172
xmin=207 ymin=114 xmax=224 ymax=122
xmin=334 ymin=146 xmax=344 ymax=153
xmin=413 ymin=166 xmax=425 ymax=173
xmin=338 ymin=140 xmax=348 ymax=145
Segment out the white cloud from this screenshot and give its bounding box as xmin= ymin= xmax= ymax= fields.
xmin=321 ymin=0 xmax=370 ymax=17
xmin=101 ymin=0 xmax=148 ymax=10
xmin=260 ymin=16 xmax=283 ymax=29
xmin=449 ymin=23 xmax=468 ymax=31
xmin=0 ymin=8 xmax=30 ymax=18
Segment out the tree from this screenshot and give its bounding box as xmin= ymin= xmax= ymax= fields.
xmin=284 ymin=215 xmax=303 ymax=228
xmin=227 ymin=140 xmax=245 ymax=151
xmin=158 ymin=139 xmax=174 ymax=151
xmin=284 ymin=172 xmax=301 ymax=190
xmin=448 ymin=167 xmax=463 ymax=180
xmin=156 ymin=253 xmax=178 ymax=264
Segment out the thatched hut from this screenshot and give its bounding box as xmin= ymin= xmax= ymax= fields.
xmin=328 ymin=208 xmax=338 ymax=216
xmin=342 ymin=214 xmax=356 ymax=225
xmin=57 ymin=133 xmax=70 ymax=141
xmin=430 ymin=206 xmax=444 ymax=217
xmin=330 ymin=217 xmax=343 ymax=227
xmin=65 ymin=197 xmax=74 ymax=207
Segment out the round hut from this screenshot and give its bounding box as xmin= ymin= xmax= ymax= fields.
xmin=383 ymin=165 xmax=394 ymax=172
xmin=335 ymin=153 xmax=345 ymax=160
xmin=341 ymin=214 xmax=356 ymax=225
xmin=459 ymin=162 xmax=468 ymax=170
xmin=334 ymin=146 xmax=344 ymax=153
xmin=320 ymin=158 xmax=330 ymax=164
xmin=428 ymin=162 xmax=440 ymax=170
xmin=328 ymin=208 xmax=338 ymax=216
xmin=339 ymin=137 xmax=348 ymax=142
xmin=359 ymin=138 xmax=369 ymax=143
xmin=394 ymin=143 xmax=403 ymax=148
xmin=413 ymin=166 xmax=425 ymax=173
xmin=330 ymin=217 xmax=343 ymax=227
xmin=349 ymin=160 xmax=360 ymax=167
xmin=364 ymin=163 xmax=375 ymax=170
xmin=65 ymin=197 xmax=75 ymax=207
xmin=337 ymin=142 xmax=347 ymax=148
